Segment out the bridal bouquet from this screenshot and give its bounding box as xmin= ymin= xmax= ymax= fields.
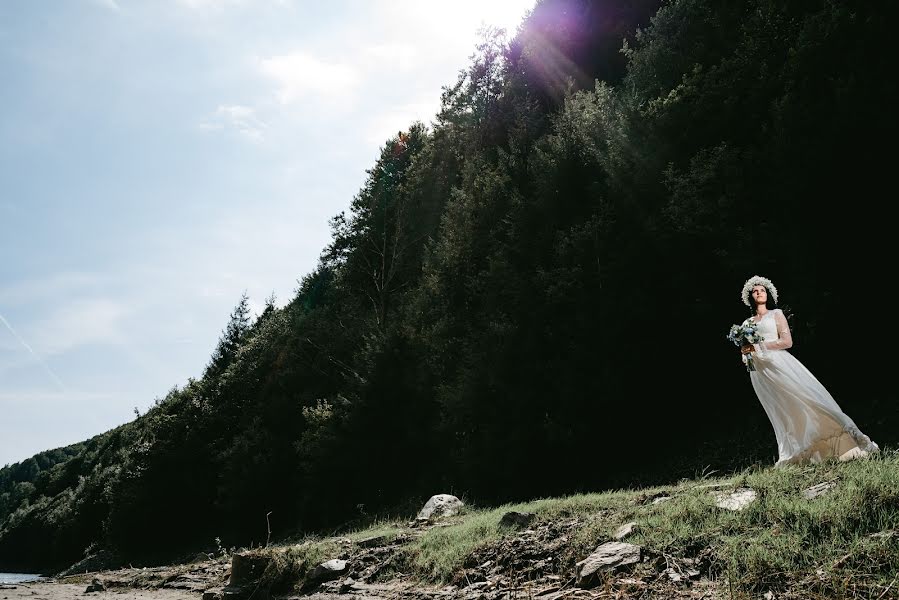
xmin=727 ymin=321 xmax=764 ymax=371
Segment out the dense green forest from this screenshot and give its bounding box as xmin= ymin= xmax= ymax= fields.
xmin=1 ymin=0 xmax=896 ymax=572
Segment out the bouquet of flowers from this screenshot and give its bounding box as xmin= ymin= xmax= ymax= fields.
xmin=727 ymin=320 xmax=764 ymax=371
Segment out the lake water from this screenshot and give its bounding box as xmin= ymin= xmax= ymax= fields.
xmin=0 ymin=573 xmax=44 ymax=584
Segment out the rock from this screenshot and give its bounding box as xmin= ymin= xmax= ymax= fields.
xmin=575 ymin=542 xmax=641 ymax=587
xmin=222 ymin=585 xmax=269 ymax=600
xmin=803 ymin=481 xmax=837 ymax=499
xmin=663 ymin=567 xmax=683 ymax=583
xmin=56 ymin=550 xmax=120 ymax=578
xmin=307 ymin=559 xmax=349 ymax=585
xmin=416 ymin=494 xmax=464 ymax=521
xmin=651 ymin=495 xmax=672 ymax=505
xmin=499 ymin=511 xmax=535 ymax=529
xmin=613 ymin=522 xmax=639 ymax=541
xmin=84 ymin=578 xmax=105 ymax=593
xmin=202 ymin=588 xmax=224 ymax=600
xmin=229 ymin=552 xmax=272 ymax=586
xmin=356 ymin=534 xmax=389 ymax=548
xmin=712 ymin=488 xmax=757 ymax=511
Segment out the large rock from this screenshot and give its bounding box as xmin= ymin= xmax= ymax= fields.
xmin=613 ymin=522 xmax=639 ymax=541
xmin=416 ymin=494 xmax=464 ymax=521
xmin=306 ymin=559 xmax=349 ymax=586
xmin=499 ymin=511 xmax=535 ymax=529
xmin=229 ymin=552 xmax=272 ymax=586
xmin=576 ymin=542 xmax=641 ymax=587
xmin=712 ymin=488 xmax=757 ymax=511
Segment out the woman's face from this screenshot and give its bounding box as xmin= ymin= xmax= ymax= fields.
xmin=752 ymin=285 xmax=767 ymax=305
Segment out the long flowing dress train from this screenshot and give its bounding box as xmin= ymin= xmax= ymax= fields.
xmin=746 ymin=309 xmax=879 ymax=466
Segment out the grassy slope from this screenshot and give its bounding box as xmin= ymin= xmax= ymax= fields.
xmin=257 ymin=449 xmax=898 ymax=599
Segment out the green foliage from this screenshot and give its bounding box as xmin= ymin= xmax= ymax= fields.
xmin=267 ymin=452 xmax=896 ymax=596
xmin=204 ymin=291 xmax=253 ymax=379
xmin=1 ymin=0 xmax=896 ymax=574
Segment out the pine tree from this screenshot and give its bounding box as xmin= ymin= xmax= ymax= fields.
xmin=203 ymin=291 xmax=253 ymax=379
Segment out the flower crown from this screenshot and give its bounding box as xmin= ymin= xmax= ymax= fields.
xmin=741 ymin=275 xmax=778 ymax=307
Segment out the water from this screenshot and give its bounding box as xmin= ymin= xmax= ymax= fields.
xmin=0 ymin=573 xmax=44 ymax=584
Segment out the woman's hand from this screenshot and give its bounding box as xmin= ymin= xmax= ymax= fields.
xmin=740 ymin=343 xmax=754 ymax=355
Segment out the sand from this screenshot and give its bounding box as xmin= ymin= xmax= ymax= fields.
xmin=0 ymin=581 xmax=199 ymax=600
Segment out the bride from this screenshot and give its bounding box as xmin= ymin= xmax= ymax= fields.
xmin=739 ymin=275 xmax=879 ymax=466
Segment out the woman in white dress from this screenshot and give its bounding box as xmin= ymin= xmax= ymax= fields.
xmin=739 ymin=275 xmax=879 ymax=466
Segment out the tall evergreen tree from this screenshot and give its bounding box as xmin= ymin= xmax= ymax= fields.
xmin=204 ymin=291 xmax=253 ymax=379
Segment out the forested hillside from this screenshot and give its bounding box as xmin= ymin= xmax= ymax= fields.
xmin=2 ymin=0 xmax=896 ymax=572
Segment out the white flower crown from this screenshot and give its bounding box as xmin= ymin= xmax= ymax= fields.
xmin=741 ymin=275 xmax=778 ymax=307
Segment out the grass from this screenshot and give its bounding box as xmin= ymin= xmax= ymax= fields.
xmin=252 ymin=448 xmax=899 ymax=598
xmin=344 ymin=525 xmax=404 ymax=544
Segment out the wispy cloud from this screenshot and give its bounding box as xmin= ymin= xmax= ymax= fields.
xmin=200 ymin=104 xmax=268 ymax=142
xmin=0 ymin=0 xmax=539 ymax=467
xmin=0 ymin=312 xmax=67 ymax=390
xmin=259 ymin=52 xmax=359 ymax=104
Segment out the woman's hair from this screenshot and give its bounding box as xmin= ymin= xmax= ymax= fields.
xmin=750 ymin=285 xmax=777 ymax=315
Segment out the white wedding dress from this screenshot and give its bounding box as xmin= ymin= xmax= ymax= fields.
xmin=746 ymin=309 xmax=879 ymax=466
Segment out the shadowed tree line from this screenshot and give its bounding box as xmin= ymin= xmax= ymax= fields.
xmin=1 ymin=0 xmax=896 ymax=572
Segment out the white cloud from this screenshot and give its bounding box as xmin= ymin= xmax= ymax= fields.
xmin=259 ymin=52 xmax=359 ymax=104
xmin=363 ymin=43 xmax=419 ymax=71
xmin=200 ymin=104 xmax=268 ymax=142
xmin=0 ymin=0 xmax=545 ymax=468
xmin=374 ymin=0 xmax=528 ymax=50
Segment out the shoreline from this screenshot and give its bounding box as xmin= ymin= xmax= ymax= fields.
xmin=0 ymin=581 xmax=202 ymax=599
xmin=0 ymin=556 xmax=231 ymax=600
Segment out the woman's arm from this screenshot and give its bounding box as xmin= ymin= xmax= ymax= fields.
xmin=762 ymin=309 xmax=793 ymax=351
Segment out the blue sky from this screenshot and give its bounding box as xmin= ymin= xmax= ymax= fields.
xmin=0 ymin=0 xmax=535 ymax=467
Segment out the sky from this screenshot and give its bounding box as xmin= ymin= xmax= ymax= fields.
xmin=0 ymin=0 xmax=536 ymax=468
